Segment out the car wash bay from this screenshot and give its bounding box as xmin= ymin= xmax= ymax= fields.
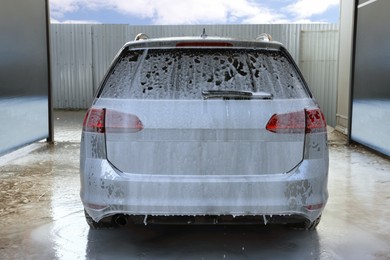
xmin=0 ymin=110 xmax=389 ymax=259
xmin=1 ymin=0 xmax=390 ymax=259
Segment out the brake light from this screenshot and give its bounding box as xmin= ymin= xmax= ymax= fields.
xmin=176 ymin=42 xmax=233 ymax=47
xmin=105 ymin=110 xmax=143 ymax=133
xmin=83 ymin=108 xmax=105 ymax=133
xmin=266 ymin=108 xmax=326 ymax=134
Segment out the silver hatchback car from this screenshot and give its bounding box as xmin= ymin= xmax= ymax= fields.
xmin=80 ymin=33 xmax=328 ymax=230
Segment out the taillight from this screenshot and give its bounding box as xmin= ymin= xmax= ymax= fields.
xmin=82 ymin=108 xmax=144 ymax=134
xmin=105 ymin=110 xmax=143 ymax=133
xmin=266 ymin=111 xmax=305 ymax=134
xmin=305 ymin=203 xmax=324 ymax=211
xmin=266 ymin=108 xmax=326 ymax=134
xmin=305 ymin=109 xmax=327 ymax=133
xmin=83 ymin=108 xmax=105 ymax=133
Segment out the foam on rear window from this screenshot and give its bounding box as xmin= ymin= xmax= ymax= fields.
xmin=100 ymin=49 xmax=308 ymax=100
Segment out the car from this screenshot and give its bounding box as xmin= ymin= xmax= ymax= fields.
xmin=80 ymin=32 xmax=329 ymax=230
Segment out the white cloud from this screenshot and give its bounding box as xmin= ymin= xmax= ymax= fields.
xmin=151 ymin=0 xmax=227 ymax=24
xmin=50 ymin=0 xmax=339 ymax=24
xmin=224 ymin=0 xmax=289 ymax=24
xmin=104 ymin=0 xmax=156 ymax=19
xmin=149 ymin=0 xmax=292 ymax=24
xmin=50 ymin=18 xmax=101 ymax=24
xmin=50 ymin=0 xmax=290 ymax=24
xmin=50 ymin=0 xmax=81 ymax=14
xmin=286 ymin=0 xmax=339 ymax=20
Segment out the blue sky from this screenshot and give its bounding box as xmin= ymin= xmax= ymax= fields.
xmin=50 ymin=0 xmax=340 ymax=25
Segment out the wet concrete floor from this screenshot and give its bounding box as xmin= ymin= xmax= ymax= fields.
xmin=0 ymin=110 xmax=390 ymax=259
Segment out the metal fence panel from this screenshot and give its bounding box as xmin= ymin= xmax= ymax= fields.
xmin=50 ymin=24 xmax=93 ymax=109
xmin=91 ymin=24 xmax=131 ymax=93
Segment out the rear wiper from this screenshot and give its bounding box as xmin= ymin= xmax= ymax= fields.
xmin=201 ymin=90 xmax=273 ymax=100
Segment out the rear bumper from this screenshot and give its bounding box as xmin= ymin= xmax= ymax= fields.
xmin=80 ymin=158 xmax=328 ymax=223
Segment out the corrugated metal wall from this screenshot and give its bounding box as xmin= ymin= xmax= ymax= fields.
xmin=91 ymin=25 xmax=131 ymax=93
xmin=50 ymin=24 xmax=339 ymax=126
xmin=51 ymin=25 xmax=94 ymax=108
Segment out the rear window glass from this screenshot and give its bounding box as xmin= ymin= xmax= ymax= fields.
xmin=100 ymin=48 xmax=309 ymax=99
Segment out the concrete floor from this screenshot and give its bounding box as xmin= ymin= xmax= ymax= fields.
xmin=0 ymin=110 xmax=390 ymax=259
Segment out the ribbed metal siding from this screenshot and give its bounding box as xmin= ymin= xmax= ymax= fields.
xmin=91 ymin=25 xmax=131 ymax=93
xmin=50 ymin=24 xmax=94 ymax=109
xmin=50 ymin=24 xmax=339 ymax=124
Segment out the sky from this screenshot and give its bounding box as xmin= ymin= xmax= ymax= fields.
xmin=50 ymin=0 xmax=340 ymax=25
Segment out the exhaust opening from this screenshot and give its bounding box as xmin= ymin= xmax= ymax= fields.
xmin=113 ymin=215 xmax=128 ymax=226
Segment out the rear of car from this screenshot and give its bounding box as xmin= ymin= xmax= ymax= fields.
xmin=80 ymin=35 xmax=328 ymax=229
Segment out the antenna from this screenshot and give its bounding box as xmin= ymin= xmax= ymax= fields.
xmin=200 ymin=28 xmax=207 ymax=39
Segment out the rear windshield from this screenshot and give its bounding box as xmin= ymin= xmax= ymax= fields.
xmin=99 ymin=48 xmax=309 ymax=99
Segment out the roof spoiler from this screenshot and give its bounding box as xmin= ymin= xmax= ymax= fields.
xmin=134 ymin=32 xmax=273 ymax=42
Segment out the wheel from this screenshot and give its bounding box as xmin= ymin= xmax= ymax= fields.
xmin=84 ymin=210 xmax=115 ymax=229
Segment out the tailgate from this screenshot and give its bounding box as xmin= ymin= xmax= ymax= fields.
xmin=103 ymin=99 xmax=307 ymax=175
